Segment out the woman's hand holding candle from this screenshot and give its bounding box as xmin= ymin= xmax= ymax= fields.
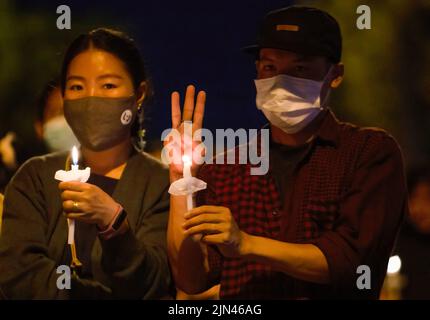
xmin=54 ymin=146 xmax=91 ymax=246
xmin=59 ymin=181 xmax=120 ymax=230
xmin=55 ymin=146 xmax=120 ymax=231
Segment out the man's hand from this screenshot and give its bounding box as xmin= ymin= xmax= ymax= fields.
xmin=165 ymin=85 xmax=206 ymax=182
xmin=59 ymin=181 xmax=120 ymax=229
xmin=182 ymin=205 xmax=250 ymax=258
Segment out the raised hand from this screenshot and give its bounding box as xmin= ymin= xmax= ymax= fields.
xmin=165 ymin=85 xmax=206 ymax=181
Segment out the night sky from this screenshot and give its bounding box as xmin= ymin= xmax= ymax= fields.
xmin=15 ymin=0 xmax=294 ymax=141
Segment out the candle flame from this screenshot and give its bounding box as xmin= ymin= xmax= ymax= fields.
xmin=182 ymin=155 xmax=191 ymax=166
xmin=71 ymin=146 xmax=79 ymax=165
xmin=387 ymin=255 xmax=401 ymax=274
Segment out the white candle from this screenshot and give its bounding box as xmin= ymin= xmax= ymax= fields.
xmin=68 ymin=146 xmax=78 ymax=245
xmin=54 ymin=146 xmax=91 ymax=245
xmin=182 ymin=121 xmax=194 ymax=211
xmin=182 ymin=155 xmax=194 ymax=210
xmin=168 ymin=120 xmax=207 ymax=242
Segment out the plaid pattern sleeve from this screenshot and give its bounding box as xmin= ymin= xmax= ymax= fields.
xmin=312 ymin=132 xmax=407 ymax=298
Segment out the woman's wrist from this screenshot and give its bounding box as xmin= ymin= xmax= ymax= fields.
xmin=98 ymin=204 xmax=129 ymax=240
xmin=98 ymin=203 xmax=122 ymax=230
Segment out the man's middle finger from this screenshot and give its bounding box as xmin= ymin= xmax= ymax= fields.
xmin=182 ymin=84 xmax=195 ymax=121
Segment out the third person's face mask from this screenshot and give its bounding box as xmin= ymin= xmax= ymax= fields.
xmin=254 ymin=67 xmax=332 ymax=134
xmin=64 ymin=95 xmax=137 ymax=151
xmin=43 ymin=115 xmax=79 ymax=152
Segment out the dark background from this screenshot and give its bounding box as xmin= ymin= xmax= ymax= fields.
xmin=0 ymin=0 xmax=429 ymax=167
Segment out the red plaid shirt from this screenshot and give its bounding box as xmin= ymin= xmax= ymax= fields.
xmin=196 ymin=110 xmax=407 ymax=299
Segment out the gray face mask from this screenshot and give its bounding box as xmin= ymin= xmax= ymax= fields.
xmin=63 ymin=95 xmax=137 ymax=151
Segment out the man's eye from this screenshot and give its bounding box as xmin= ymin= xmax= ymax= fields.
xmin=103 ymin=83 xmax=117 ymax=89
xmin=263 ymin=64 xmax=276 ymax=71
xmin=69 ymin=84 xmax=83 ymax=91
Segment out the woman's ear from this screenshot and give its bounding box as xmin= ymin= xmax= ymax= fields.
xmin=330 ymin=63 xmax=344 ymax=88
xmin=136 ymin=81 xmax=147 ymax=109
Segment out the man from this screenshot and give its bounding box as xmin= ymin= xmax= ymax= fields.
xmin=167 ymin=6 xmax=407 ymax=299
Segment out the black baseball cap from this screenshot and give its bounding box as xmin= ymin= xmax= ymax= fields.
xmin=244 ymin=6 xmax=342 ymax=63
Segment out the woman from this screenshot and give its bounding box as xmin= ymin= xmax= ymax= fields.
xmin=0 ymin=28 xmax=171 ymax=299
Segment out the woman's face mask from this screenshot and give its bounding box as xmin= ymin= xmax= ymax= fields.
xmin=254 ymin=67 xmax=332 ymax=134
xmin=63 ymin=95 xmax=137 ymax=151
xmin=43 ymin=115 xmax=79 ymax=152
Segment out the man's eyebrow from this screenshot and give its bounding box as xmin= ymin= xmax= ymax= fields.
xmin=259 ymin=56 xmax=274 ymax=62
xmin=293 ymin=55 xmax=311 ymax=62
xmin=293 ymin=54 xmax=320 ymax=63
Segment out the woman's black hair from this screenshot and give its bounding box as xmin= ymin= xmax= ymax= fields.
xmin=60 ymin=28 xmax=152 ymax=151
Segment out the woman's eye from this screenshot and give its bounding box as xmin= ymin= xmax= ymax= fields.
xmin=69 ymin=84 xmax=83 ymax=91
xmin=103 ymin=83 xmax=117 ymax=89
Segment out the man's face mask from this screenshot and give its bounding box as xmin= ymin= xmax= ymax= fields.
xmin=43 ymin=115 xmax=79 ymax=152
xmin=254 ymin=67 xmax=332 ymax=134
xmin=63 ymin=95 xmax=137 ymax=151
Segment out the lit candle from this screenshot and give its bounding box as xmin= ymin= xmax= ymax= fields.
xmin=382 ymin=255 xmax=405 ymax=300
xmin=168 ymin=121 xmax=206 ymax=212
xmin=54 ymin=146 xmax=91 ymax=245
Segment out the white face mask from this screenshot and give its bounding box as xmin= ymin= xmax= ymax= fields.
xmin=254 ymin=68 xmax=331 ymax=134
xmin=43 ymin=115 xmax=79 ymax=152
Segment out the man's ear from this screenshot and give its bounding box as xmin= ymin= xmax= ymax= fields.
xmin=255 ymin=60 xmax=260 ymax=73
xmin=330 ymin=63 xmax=344 ymax=88
xmin=136 ymin=81 xmax=147 ymax=109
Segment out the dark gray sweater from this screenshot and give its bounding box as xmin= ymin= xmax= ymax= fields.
xmin=0 ymin=151 xmax=171 ymax=299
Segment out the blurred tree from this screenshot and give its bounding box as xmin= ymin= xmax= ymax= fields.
xmin=300 ymin=0 xmax=430 ymax=167
xmin=0 ymin=0 xmax=115 ymax=161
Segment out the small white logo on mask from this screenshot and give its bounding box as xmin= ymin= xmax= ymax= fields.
xmin=121 ymin=110 xmax=133 ymax=125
